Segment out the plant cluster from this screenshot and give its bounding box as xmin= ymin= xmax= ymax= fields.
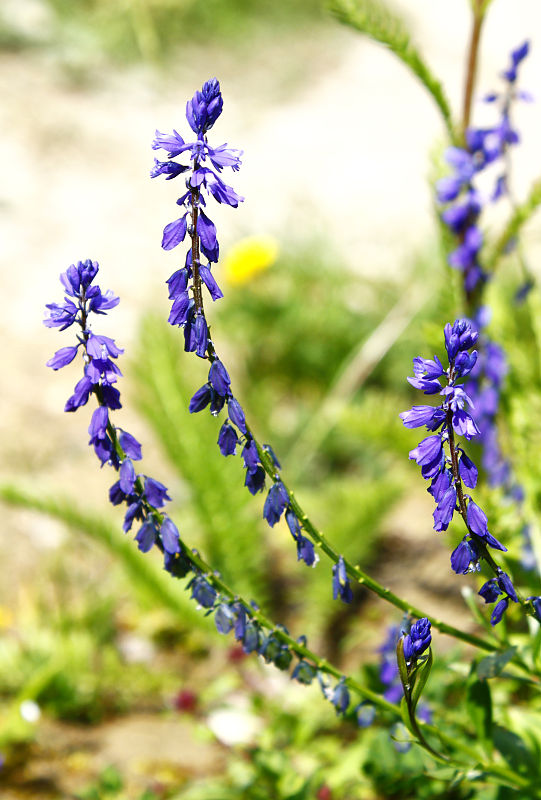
xmin=4 ymin=0 xmax=541 ymax=797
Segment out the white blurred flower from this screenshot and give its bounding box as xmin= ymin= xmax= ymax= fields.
xmin=20 ymin=700 xmax=41 ymax=723
xmin=207 ymin=702 xmax=262 ymax=746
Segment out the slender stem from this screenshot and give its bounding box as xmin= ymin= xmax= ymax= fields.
xmin=251 ymin=438 xmax=498 ymax=652
xmin=484 ymin=177 xmax=541 ymax=271
xmin=462 ymin=0 xmax=485 ymax=136
xmin=190 ymin=163 xmax=204 ymax=315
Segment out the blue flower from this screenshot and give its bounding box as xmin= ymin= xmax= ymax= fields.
xmin=217 ymin=421 xmax=238 ymax=456
xmin=263 ymin=481 xmax=289 ymax=527
xmin=209 ymin=359 xmax=231 ymax=396
xmin=189 ymin=576 xmax=217 ymax=609
xmin=331 ymin=678 xmax=350 ymax=715
xmin=450 ymin=537 xmax=479 ymax=574
xmin=356 ymin=703 xmax=376 ymax=727
xmin=291 ymin=661 xmax=315 ymax=685
xmin=478 ymin=579 xmax=501 ymax=604
xmin=135 ymin=519 xmax=158 ymax=553
xmin=161 ymin=517 xmax=181 ymax=555
xmin=144 ymin=477 xmax=171 ymax=508
xmin=186 ymin=78 xmax=223 ymax=135
xmin=215 ymin=603 xmax=235 ymax=634
xmin=332 ymin=555 xmax=353 ymax=604
xmin=402 ymin=618 xmax=431 ymax=662
xmin=491 ymin=597 xmax=509 ymax=626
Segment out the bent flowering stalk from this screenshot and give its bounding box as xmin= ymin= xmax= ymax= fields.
xmin=437 ymin=43 xmax=536 ymax=572
xmin=437 ymin=41 xmax=531 ymax=298
xmin=45 ymin=259 xmax=418 ymax=718
xmin=41 ymin=272 xmax=541 ymax=777
xmin=400 ymin=318 xmax=534 ymax=626
xmin=150 ymin=79 xmax=508 ymax=654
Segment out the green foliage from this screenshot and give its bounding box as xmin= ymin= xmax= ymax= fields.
xmin=132 ymin=314 xmax=271 ymax=606
xmin=466 ymin=676 xmax=493 ymax=757
xmin=0 ymin=484 xmax=208 ymax=629
xmin=329 ymin=0 xmax=455 ymax=140
xmin=3 ymin=0 xmax=323 ymax=64
xmin=477 ymin=648 xmax=517 ymax=680
xmin=484 ymin=178 xmax=541 ymax=272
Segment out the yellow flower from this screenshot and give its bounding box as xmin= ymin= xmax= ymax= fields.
xmin=0 ymin=606 xmax=13 ymax=628
xmin=223 ymin=236 xmax=279 ymax=286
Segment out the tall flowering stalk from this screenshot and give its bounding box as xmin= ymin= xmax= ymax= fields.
xmin=150 ymin=79 xmax=505 ymax=653
xmin=44 ymin=258 xmax=396 ymax=717
xmin=437 ymin=41 xmax=536 ymax=571
xmin=400 ymin=317 xmax=537 ymax=626
xmin=46 ymin=260 xmax=484 ymax=748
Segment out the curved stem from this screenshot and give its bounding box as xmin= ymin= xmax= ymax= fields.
xmin=190 ymin=175 xmax=204 ymax=315
xmin=250 ymin=438 xmax=498 ymax=652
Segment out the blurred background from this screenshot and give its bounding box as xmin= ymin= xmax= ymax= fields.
xmin=1 ymin=1 xmax=541 ymax=798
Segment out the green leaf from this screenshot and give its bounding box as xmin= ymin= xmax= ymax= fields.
xmin=0 ymin=484 xmax=209 ymax=630
xmin=410 ymin=649 xmax=432 ymax=712
xmin=485 ymin=178 xmax=541 ymax=271
xmin=466 ymin=678 xmax=493 ymax=755
xmin=477 ymin=647 xmax=517 ymax=680
xmin=329 ymin=0 xmax=455 ymax=141
xmin=532 ymin=625 xmax=541 ymax=669
xmin=396 ymin=637 xmax=410 ymax=699
xmin=493 ymin=724 xmax=540 ymax=778
xmin=461 ymin=586 xmax=495 ymax=634
xmin=398 ymin=701 xmax=413 ymax=736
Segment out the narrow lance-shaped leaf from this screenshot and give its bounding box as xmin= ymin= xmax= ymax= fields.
xmin=485 ymin=177 xmax=541 ymax=270
xmin=466 ymin=676 xmax=493 ymax=756
xmin=329 ymin=0 xmax=456 ymax=141
xmin=411 ymin=648 xmax=433 ymax=712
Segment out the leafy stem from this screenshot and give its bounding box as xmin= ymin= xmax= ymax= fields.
xmin=245 ymin=435 xmax=498 ymax=652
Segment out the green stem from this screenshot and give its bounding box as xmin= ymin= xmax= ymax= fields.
xmin=252 ymin=438 xmax=498 ymax=653
xmin=484 ymin=178 xmax=541 ymax=272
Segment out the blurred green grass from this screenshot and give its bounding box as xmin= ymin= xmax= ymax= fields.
xmin=0 ymin=0 xmax=325 ymax=65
